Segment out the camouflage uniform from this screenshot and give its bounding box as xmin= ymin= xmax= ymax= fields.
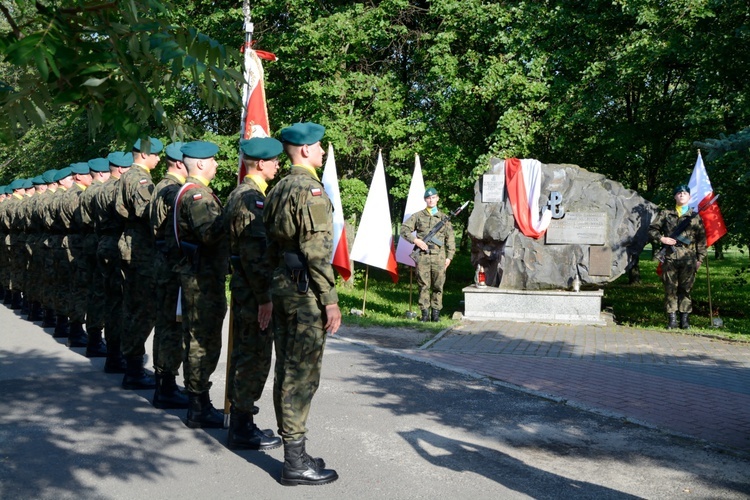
xmin=57 ymin=183 xmax=88 ymax=323
xmin=43 ymin=187 xmax=67 ymax=314
xmin=150 ymin=172 xmax=186 ymax=376
xmin=263 ymin=165 xmax=338 ymax=441
xmin=25 ymin=188 xmax=48 ymax=314
xmin=115 ymin=164 xmax=157 ymax=358
xmin=649 ymin=207 xmax=707 ymax=314
xmin=175 ymin=177 xmax=228 ymax=394
xmin=400 ymin=208 xmax=456 ymax=312
xmin=224 ymin=175 xmax=273 ymax=413
xmin=78 ymin=179 xmax=107 ymax=333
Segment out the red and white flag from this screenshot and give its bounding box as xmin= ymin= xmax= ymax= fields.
xmin=321 ymin=144 xmax=352 ymax=280
xmin=238 ymin=32 xmax=276 ymax=183
xmin=505 ymin=158 xmax=552 ymax=239
xmin=395 ymin=154 xmax=427 ymax=267
xmin=350 ymin=151 xmax=399 ymax=283
xmin=688 ymin=152 xmax=727 ymax=247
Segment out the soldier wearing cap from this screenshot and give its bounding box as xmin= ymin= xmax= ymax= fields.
xmin=649 ymin=184 xmax=707 ymax=329
xmin=23 ymin=175 xmax=50 ymax=322
xmin=37 ymin=169 xmax=59 ymax=327
xmin=149 ymin=142 xmax=190 ymax=409
xmin=44 ymin=168 xmax=74 ymax=337
xmin=174 ymin=140 xmax=228 ymax=428
xmin=400 ymin=186 xmax=456 ymax=322
xmin=76 ymin=158 xmax=111 ymax=357
xmin=92 ymin=152 xmax=132 ymax=373
xmin=0 ymin=186 xmax=8 ymax=304
xmin=263 ymin=122 xmax=340 ymax=486
xmin=116 ymin=137 xmax=163 ymax=389
xmin=7 ymin=179 xmax=31 ymax=310
xmin=224 ymin=137 xmax=283 ymax=450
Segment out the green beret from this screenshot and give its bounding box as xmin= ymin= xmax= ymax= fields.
xmin=32 ymin=175 xmax=45 ymax=186
xmin=280 ymin=122 xmax=325 ymax=145
xmin=70 ymin=162 xmax=90 ymax=175
xmin=673 ymin=184 xmax=690 ymax=195
xmin=42 ymin=169 xmax=58 ymax=183
xmin=165 ymin=142 xmax=185 ymax=162
xmin=108 ymin=151 xmax=133 ymax=167
xmin=424 ymin=187 xmax=438 ymax=198
xmin=133 ymin=137 xmax=164 ymax=154
xmin=21 ymin=178 xmax=33 ymax=189
xmin=180 ymin=141 xmax=220 ymax=159
xmin=9 ymin=179 xmax=25 ymax=190
xmin=4 ymin=186 xmax=12 ymax=195
xmin=240 ymin=137 xmax=283 ymax=160
xmin=53 ymin=167 xmax=73 ymax=182
xmin=88 ymin=158 xmax=110 ymax=173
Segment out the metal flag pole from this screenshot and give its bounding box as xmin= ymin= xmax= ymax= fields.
xmin=361 ymin=266 xmax=370 ymax=316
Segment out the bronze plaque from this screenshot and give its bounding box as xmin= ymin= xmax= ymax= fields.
xmin=589 ymin=246 xmax=612 ymax=276
xmin=545 ymin=212 xmax=607 ymax=245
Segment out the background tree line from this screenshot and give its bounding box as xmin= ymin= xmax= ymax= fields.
xmin=1 ymin=0 xmax=748 ymax=250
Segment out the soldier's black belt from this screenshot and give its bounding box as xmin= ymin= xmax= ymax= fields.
xmin=283 ymin=251 xmax=310 ymax=294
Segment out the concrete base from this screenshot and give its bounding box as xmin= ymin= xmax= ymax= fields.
xmin=462 ymin=286 xmax=606 ymax=325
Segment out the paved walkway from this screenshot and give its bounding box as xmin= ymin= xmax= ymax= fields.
xmin=406 ymin=320 xmax=750 ymax=453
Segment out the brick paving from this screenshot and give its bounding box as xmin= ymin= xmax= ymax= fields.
xmin=409 ymin=320 xmax=750 ymax=453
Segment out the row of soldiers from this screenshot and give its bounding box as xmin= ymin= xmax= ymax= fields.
xmin=0 ymin=122 xmax=341 ymax=485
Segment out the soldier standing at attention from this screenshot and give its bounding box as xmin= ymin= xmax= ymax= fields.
xmin=400 ymin=187 xmax=456 ymax=322
xmin=174 ymin=141 xmax=229 ymax=428
xmin=94 ymin=152 xmax=132 ymax=373
xmin=224 ymin=137 xmax=283 ymax=450
xmin=116 ymin=138 xmax=163 ymax=389
xmin=649 ymin=184 xmax=707 ymax=329
xmin=263 ymin=122 xmax=340 ymax=486
xmin=149 ymin=142 xmax=190 ymax=410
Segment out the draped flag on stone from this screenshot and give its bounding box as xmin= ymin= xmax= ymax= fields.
xmin=505 ymin=158 xmax=552 ymax=239
xmin=688 ymin=152 xmax=727 ymax=248
xmin=395 ymin=154 xmax=427 ymax=267
xmin=321 ymin=144 xmax=352 ymax=280
xmin=350 ymin=151 xmax=399 ymax=283
xmin=238 ymin=28 xmax=276 ymax=183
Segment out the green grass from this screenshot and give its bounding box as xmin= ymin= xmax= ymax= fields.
xmin=338 ymin=247 xmax=750 ymax=342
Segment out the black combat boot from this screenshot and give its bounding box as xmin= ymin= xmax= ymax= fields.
xmin=227 ymin=407 xmax=282 ymax=450
xmin=280 ymin=438 xmax=338 ymax=486
xmin=680 ymin=313 xmax=690 ymax=329
xmin=11 ymin=291 xmax=22 ymax=310
xmin=3 ymin=289 xmax=12 ymax=305
xmin=186 ymin=391 xmax=225 ymax=429
xmin=20 ymin=296 xmax=29 ymax=316
xmin=666 ymin=313 xmax=678 ymax=329
xmin=53 ymin=314 xmax=70 ymax=338
xmin=26 ymin=300 xmax=39 ymax=321
xmin=121 ymin=355 xmax=156 ymax=390
xmin=42 ymin=308 xmax=56 ymax=328
xmin=431 ymin=308 xmax=441 ymax=322
xmin=66 ymin=321 xmax=88 ymax=348
xmin=84 ymin=328 xmax=107 ymax=358
xmin=152 ymin=372 xmax=190 ymax=409
xmin=420 ymin=309 xmax=430 ymax=322
xmin=103 ymin=345 xmax=127 ymax=374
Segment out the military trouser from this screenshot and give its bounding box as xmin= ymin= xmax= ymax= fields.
xmin=54 ymin=236 xmax=74 ymax=316
xmin=180 ymin=269 xmax=227 ymax=394
xmin=81 ymin=234 xmax=105 ymax=331
xmin=24 ymin=235 xmax=42 ymax=302
xmin=120 ymin=259 xmax=157 ymax=358
xmin=10 ymin=234 xmax=27 ymax=292
xmin=271 ymin=278 xmax=327 ymax=442
xmin=45 ymin=234 xmax=64 ymax=312
xmin=662 ymin=255 xmax=698 ymax=314
xmin=416 ymin=250 xmax=446 ymax=311
xmin=227 ymin=284 xmax=273 ymax=413
xmin=152 ymin=251 xmax=184 ymax=376
xmin=0 ymin=234 xmax=9 ymax=290
xmin=65 ymin=235 xmax=87 ymax=323
xmin=97 ymin=236 xmax=124 ymax=352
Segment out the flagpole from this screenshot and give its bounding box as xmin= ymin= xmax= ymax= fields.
xmin=362 ymin=266 xmax=369 ymax=315
xmin=409 ymin=268 xmax=413 ymax=313
xmin=705 ymin=256 xmax=714 ymax=326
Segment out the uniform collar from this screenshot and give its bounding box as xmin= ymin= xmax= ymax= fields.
xmin=246 ymin=174 xmax=268 ymax=195
xmin=292 ymin=164 xmax=319 ymax=181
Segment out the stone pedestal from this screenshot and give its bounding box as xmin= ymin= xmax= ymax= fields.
xmin=462 ymin=286 xmax=605 ymax=325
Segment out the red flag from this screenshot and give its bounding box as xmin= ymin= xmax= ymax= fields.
xmin=688 ymin=152 xmax=727 ymax=247
xmin=238 ymin=44 xmax=276 ymax=183
xmin=321 ymin=144 xmax=352 ymax=280
xmin=350 ymin=151 xmax=399 ymax=283
xmin=505 ymin=158 xmax=552 ymax=239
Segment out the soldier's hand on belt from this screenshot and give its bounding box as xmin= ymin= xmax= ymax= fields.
xmin=414 ymin=238 xmax=428 ymax=251
xmin=324 ymin=303 xmax=342 ymax=335
xmin=258 ymin=301 xmax=272 ymax=330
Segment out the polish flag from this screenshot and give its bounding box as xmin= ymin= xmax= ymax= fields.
xmin=505 ymin=158 xmax=552 ymax=239
xmin=350 ymin=151 xmax=399 ymax=283
xmin=238 ymin=39 xmax=277 ymax=183
xmin=321 ymin=144 xmax=352 ymax=280
xmin=688 ymin=152 xmax=727 ymax=247
xmin=395 ymin=154 xmax=427 ymax=267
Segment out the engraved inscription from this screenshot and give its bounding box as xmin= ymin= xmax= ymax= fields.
xmin=482 ymin=174 xmax=505 ymax=203
xmin=545 ymin=212 xmax=607 ymax=245
xmin=589 ymin=246 xmax=612 ymax=276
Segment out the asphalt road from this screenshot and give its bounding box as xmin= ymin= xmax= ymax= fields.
xmin=1 ymin=307 xmax=748 ymax=499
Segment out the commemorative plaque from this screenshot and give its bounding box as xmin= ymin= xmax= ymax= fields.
xmin=482 ymin=174 xmax=505 ymax=203
xmin=545 ymin=212 xmax=607 ymax=245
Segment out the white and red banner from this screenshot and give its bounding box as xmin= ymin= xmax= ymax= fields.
xmin=350 ymin=151 xmax=399 ymax=283
xmin=321 ymin=144 xmax=352 ymax=280
xmin=505 ymin=158 xmax=552 ymax=239
xmin=688 ymin=152 xmax=727 ymax=248
xmin=395 ymin=154 xmax=427 ymax=267
xmin=238 ymin=36 xmax=276 ymax=183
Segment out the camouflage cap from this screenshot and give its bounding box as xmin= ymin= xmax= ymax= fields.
xmin=280 ymin=122 xmax=325 ymax=145
xmin=240 ymin=137 xmax=283 ymax=160
xmin=108 ymin=151 xmax=133 ymax=167
xmin=180 ymin=141 xmax=220 ymax=159
xmin=424 ymin=187 xmax=438 ymax=198
xmin=133 ymin=137 xmax=164 ymax=154
xmin=88 ymin=158 xmax=110 ymax=173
